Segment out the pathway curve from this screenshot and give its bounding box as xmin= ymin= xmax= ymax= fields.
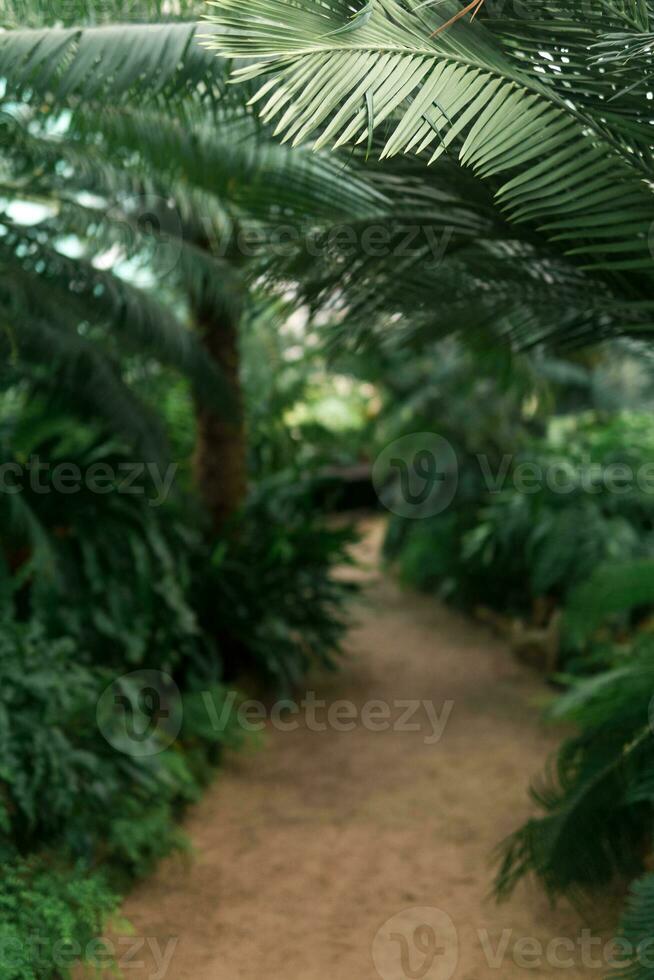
xmin=112 ymin=519 xmax=615 ymax=979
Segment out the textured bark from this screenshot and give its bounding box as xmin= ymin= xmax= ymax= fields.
xmin=193 ymin=304 xmax=247 ymax=533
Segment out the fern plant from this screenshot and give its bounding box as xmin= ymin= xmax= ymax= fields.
xmin=495 ymin=628 xmax=654 ymax=980
xmin=0 ymin=856 xmax=119 ymax=980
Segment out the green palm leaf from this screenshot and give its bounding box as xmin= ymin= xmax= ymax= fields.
xmin=204 ymin=0 xmax=654 ymax=274
xmin=0 ymin=22 xmax=226 ymax=101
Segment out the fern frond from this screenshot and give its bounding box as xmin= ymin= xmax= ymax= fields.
xmin=610 ymin=873 xmax=654 ymax=979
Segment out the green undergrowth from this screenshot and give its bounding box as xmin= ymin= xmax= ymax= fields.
xmin=0 ymin=397 xmax=356 ymax=977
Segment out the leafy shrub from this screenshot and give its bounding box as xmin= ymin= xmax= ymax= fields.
xmin=0 ymin=614 xmax=250 ymax=978
xmin=0 ymin=619 xmax=243 ymax=871
xmin=386 ymin=413 xmax=654 ymax=617
xmin=495 ymin=632 xmax=654 ymax=980
xmin=0 ymin=387 xmax=358 ymax=976
xmin=564 ymin=559 xmax=654 ymax=652
xmin=0 ymin=394 xmax=202 ymax=673
xmin=198 ymin=471 xmax=358 ymax=691
xmin=0 ymin=855 xmax=118 ymax=980
xmin=461 ymin=489 xmax=648 ymax=613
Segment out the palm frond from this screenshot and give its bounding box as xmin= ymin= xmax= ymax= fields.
xmin=496 ymin=651 xmax=654 ymax=900
xmin=0 ymin=22 xmax=227 ymax=102
xmin=0 ymin=221 xmax=237 ymax=414
xmin=205 ymin=0 xmax=654 ymax=277
xmin=483 ymin=1 xmax=654 ymax=170
xmin=0 ymin=316 xmax=168 ymax=461
xmin=68 ymin=104 xmax=388 ymax=223
xmin=1 ymin=0 xmax=206 ymax=28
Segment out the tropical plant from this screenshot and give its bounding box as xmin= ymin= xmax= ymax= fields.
xmin=564 ymin=559 xmax=654 ymax=654
xmin=0 ymin=608 xmax=248 ymax=976
xmin=495 ymin=628 xmax=654 ymax=980
xmin=205 ymin=0 xmax=654 ymax=355
xmin=386 ymin=410 xmax=654 ymax=621
xmin=0 ymin=0 xmax=389 ymax=528
xmin=0 ymin=384 xmax=206 ymax=671
xmin=0 ymin=856 xmax=118 ymax=980
xmin=198 ymin=470 xmax=358 ymax=690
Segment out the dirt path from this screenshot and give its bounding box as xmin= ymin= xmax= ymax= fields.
xmin=112 ymin=519 xmax=615 ymax=980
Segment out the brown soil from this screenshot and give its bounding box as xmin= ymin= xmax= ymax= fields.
xmin=98 ymin=518 xmax=617 ymax=979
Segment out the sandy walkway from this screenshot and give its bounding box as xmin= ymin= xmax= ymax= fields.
xmin=108 ymin=519 xmax=615 ymax=980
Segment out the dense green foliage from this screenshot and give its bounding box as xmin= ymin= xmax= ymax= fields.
xmin=367 ymin=346 xmax=654 ymax=974
xmin=496 ymin=628 xmax=654 ymax=980
xmin=0 ymin=386 xmax=354 ymax=976
xmin=0 ymin=614 xmax=244 ymax=976
xmin=387 ymin=412 xmax=654 ymax=617
xmin=3 ymin=0 xmax=654 ymax=974
xmin=1 ymin=392 xmax=203 ymax=670
xmin=0 ymin=4 xmax=369 ymax=970
xmin=0 ymin=858 xmax=118 ymax=980
xmin=201 ymin=474 xmax=357 ymax=690
xmin=206 ymin=0 xmax=654 ymax=356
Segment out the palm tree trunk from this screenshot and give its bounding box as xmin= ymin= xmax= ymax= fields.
xmin=193 ymin=302 xmax=247 ymax=532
